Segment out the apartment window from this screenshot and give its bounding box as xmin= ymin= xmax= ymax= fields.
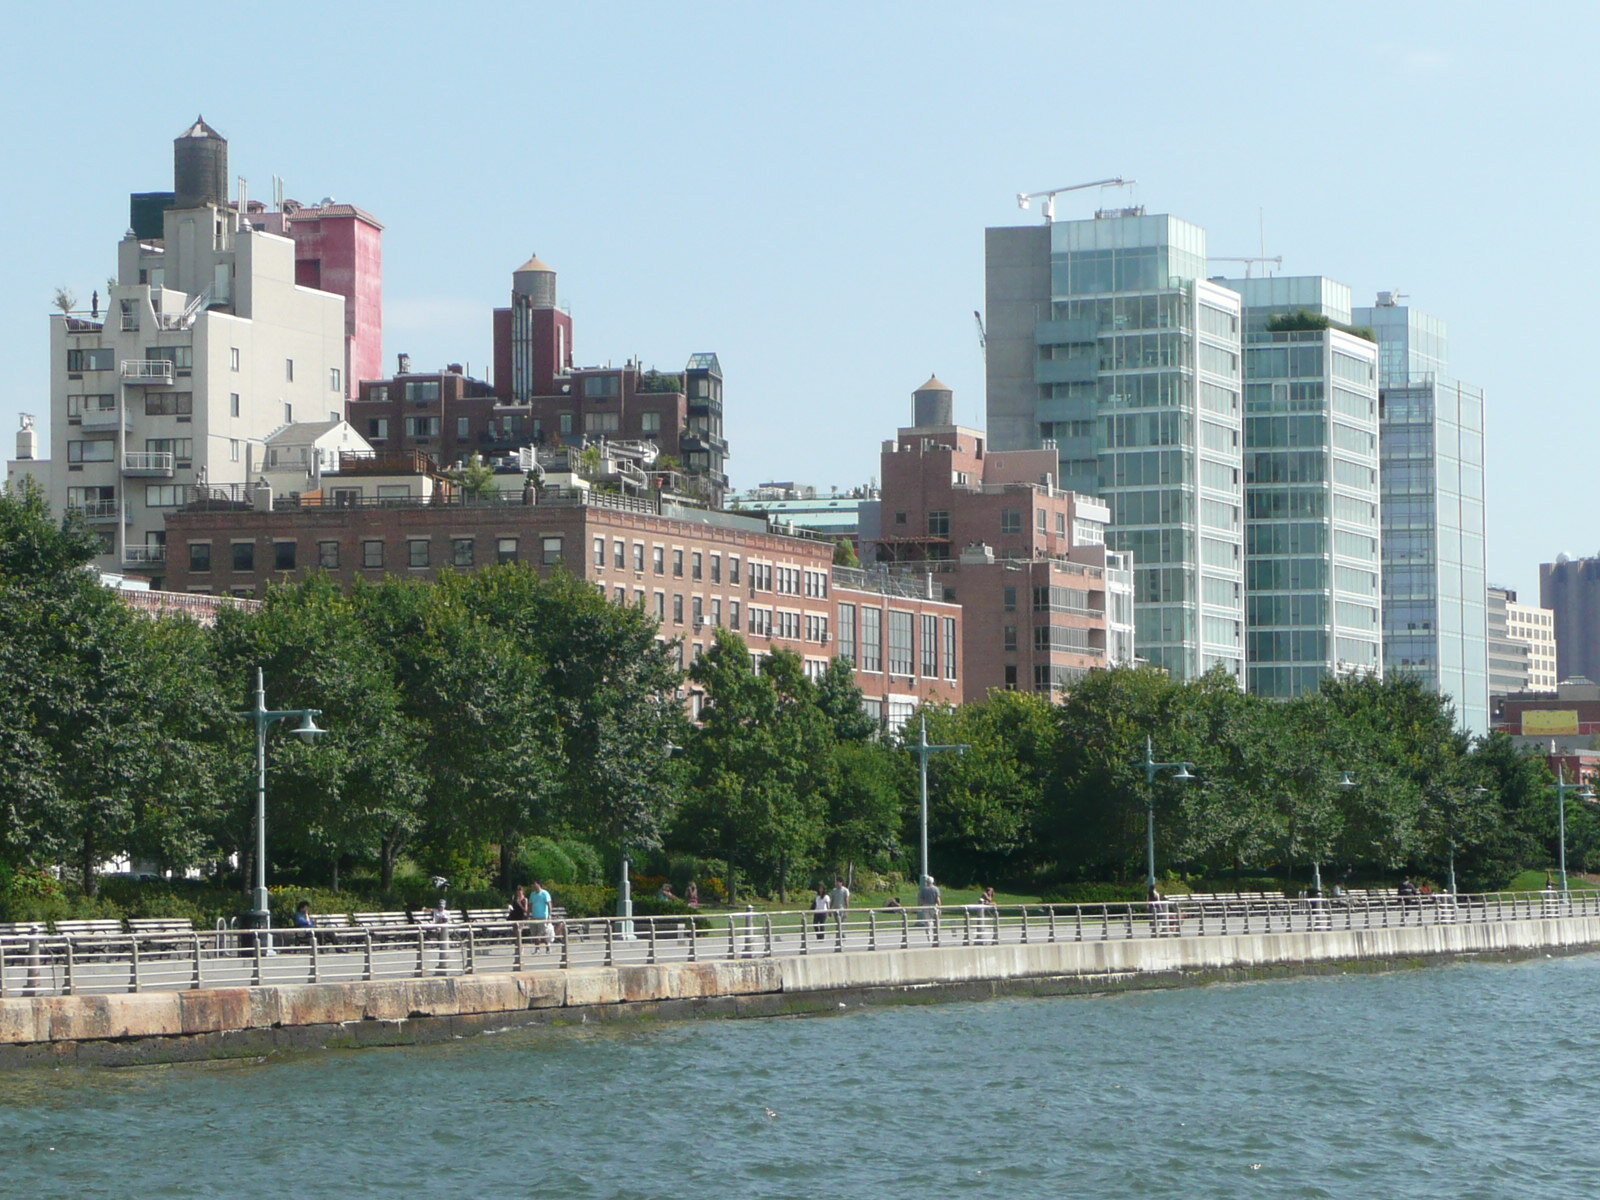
xmin=729 ymin=600 xmax=741 ymax=631
xmin=593 ymin=537 xmax=606 ymax=567
xmin=673 ymin=549 xmax=684 ymax=578
xmin=367 ymin=384 xmax=389 ymax=403
xmin=729 ymin=556 xmax=741 ymax=585
xmin=330 ymin=368 xmax=342 ymax=392
xmin=230 ymin=347 xmax=241 ymax=372
xmin=189 ymin=543 xmax=211 ymax=572
xmin=1037 ymin=509 xmax=1048 ymax=532
xmin=1000 ymin=509 xmax=1021 ymax=535
xmin=1004 ymin=665 xmax=1018 ymax=689
xmin=1003 ymin=625 xmax=1018 ymax=651
xmin=404 ymin=416 xmax=440 ymax=437
xmin=944 ymin=618 xmax=957 ymax=679
xmin=145 ymin=346 xmax=193 ymax=373
xmin=635 ymin=588 xmax=646 ymax=608
xmin=230 ymin=393 xmax=240 ymax=418
xmin=362 ymin=540 xmax=384 ymax=568
xmin=144 ymin=392 xmax=194 ymax=416
xmin=922 ymin=614 xmax=937 ymax=676
xmin=274 ymin=542 xmax=297 ymax=571
xmin=1003 ymin=586 xmax=1017 ymax=612
xmin=712 ymin=598 xmax=723 ymax=627
xmin=542 ymin=536 xmax=563 ymax=566
xmin=285 ymin=359 xmax=295 ymax=382
xmin=672 ymin=595 xmax=685 ymax=625
xmin=317 ymin=541 xmax=340 ymax=569
xmin=66 ymin=440 xmax=114 ymax=463
xmin=453 ymin=538 xmax=475 ymax=567
xmin=633 ymin=543 xmax=645 ymax=572
xmin=859 ymin=607 xmax=882 ymax=671
xmin=641 ymin=411 xmax=661 ymax=434
xmin=66 ymin=347 xmax=114 ymax=373
xmin=583 ymin=374 xmax=621 ymax=398
xmin=457 ymin=417 xmax=470 ymax=439
xmin=369 ymin=418 xmax=389 ymax=439
xmin=837 ymin=603 xmax=857 ymax=663
xmin=613 ymin=540 xmax=626 ymax=569
xmin=711 ymin=554 xmax=722 ymax=584
xmin=404 ymin=380 xmax=440 ymax=403
xmin=654 ymin=591 xmax=666 ymax=619
xmin=692 ymin=552 xmax=703 ymax=581
xmin=928 ymin=511 xmax=949 ymax=538
xmin=284 ymin=402 xmax=293 ymax=424
xmin=232 ymin=542 xmax=255 ymax=572
xmin=653 ymin=545 xmax=665 ymax=575
xmin=613 ymin=585 xmax=626 ymax=605
xmin=145 ymin=438 xmax=193 ymax=462
xmin=584 ymin=412 xmax=620 ymax=433
xmin=143 ymin=485 xmax=184 ymax=506
xmin=496 ymin=538 xmax=518 ymax=564
xmin=558 ymin=413 xmax=574 ymax=435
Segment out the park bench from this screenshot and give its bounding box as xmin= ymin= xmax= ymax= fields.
xmin=127 ymin=917 xmax=195 ymax=958
xmin=0 ymin=921 xmax=47 ymax=937
xmin=464 ymin=908 xmax=512 ymax=925
xmin=312 ymin=912 xmax=353 ymax=928
xmin=52 ymin=919 xmax=124 ymax=937
xmin=351 ymin=911 xmax=412 ymax=928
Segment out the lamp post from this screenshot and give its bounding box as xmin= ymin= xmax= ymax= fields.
xmin=1139 ymin=735 xmax=1194 ymax=889
xmin=1437 ymin=784 xmax=1488 ymax=896
xmin=618 ymin=740 xmax=682 ymax=938
xmin=1311 ymin=770 xmax=1358 ymax=896
xmin=240 ymin=667 xmax=325 ymax=929
xmin=912 ymin=715 xmax=967 ymax=888
xmin=1554 ymin=762 xmax=1595 ymax=893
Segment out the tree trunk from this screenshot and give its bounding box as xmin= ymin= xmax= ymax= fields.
xmin=380 ymin=836 xmax=397 ymax=893
xmin=778 ymin=854 xmax=788 ymax=905
xmin=82 ymin=826 xmax=98 ymax=898
xmin=331 ymin=858 xmax=340 ymax=893
xmin=499 ymin=836 xmax=518 ymax=893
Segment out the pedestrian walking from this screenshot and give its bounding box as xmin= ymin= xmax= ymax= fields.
xmin=812 ymin=884 xmax=831 ymax=939
xmin=829 ymin=876 xmax=850 ymax=937
xmin=529 ymin=879 xmax=554 ymax=950
xmin=507 ymin=885 xmax=531 ymax=922
xmin=916 ymin=875 xmax=941 ymax=936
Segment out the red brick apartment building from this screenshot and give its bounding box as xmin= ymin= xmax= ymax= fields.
xmin=164 ymin=478 xmax=959 ymax=727
xmin=866 ymin=379 xmax=1135 ymax=700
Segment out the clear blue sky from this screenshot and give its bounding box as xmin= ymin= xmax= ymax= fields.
xmin=3 ymin=2 xmax=1594 ymax=600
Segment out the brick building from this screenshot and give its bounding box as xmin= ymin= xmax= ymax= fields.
xmin=352 ymin=256 xmax=728 ymax=504
xmin=163 ymin=476 xmax=959 ymax=726
xmin=865 ymin=378 xmax=1134 ymax=700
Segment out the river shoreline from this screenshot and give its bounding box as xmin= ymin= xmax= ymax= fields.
xmin=5 ymin=915 xmax=1597 ymax=1069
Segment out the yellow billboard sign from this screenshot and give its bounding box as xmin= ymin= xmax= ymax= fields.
xmin=1522 ymin=709 xmax=1580 ymax=736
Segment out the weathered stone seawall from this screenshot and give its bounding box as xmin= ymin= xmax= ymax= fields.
xmin=5 ymin=916 xmax=1596 ymax=1068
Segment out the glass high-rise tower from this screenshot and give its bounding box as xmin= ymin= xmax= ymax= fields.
xmin=1220 ymin=276 xmax=1382 ymax=698
xmin=1352 ymin=294 xmax=1487 ymax=733
xmin=986 ymin=210 xmax=1245 ymax=681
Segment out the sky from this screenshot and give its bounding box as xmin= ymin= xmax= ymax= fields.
xmin=3 ymin=2 xmax=1595 ymax=601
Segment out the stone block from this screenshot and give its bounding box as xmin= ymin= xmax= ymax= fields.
xmin=179 ymin=988 xmax=251 ymax=1035
xmin=517 ymin=972 xmax=564 ymax=1009
xmin=45 ymin=995 xmax=112 ymax=1041
xmin=104 ymin=992 xmax=183 ymax=1039
xmin=0 ymin=999 xmax=43 ymax=1044
xmin=565 ymin=967 xmax=622 ymax=1006
xmin=358 ymin=980 xmax=416 ymax=1021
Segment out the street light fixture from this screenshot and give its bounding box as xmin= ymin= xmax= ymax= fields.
xmin=1139 ymin=735 xmax=1194 ymax=890
xmin=1554 ymin=762 xmax=1595 ymax=893
xmin=912 ymin=715 xmax=968 ymax=888
xmin=240 ymin=667 xmax=325 ymax=931
xmin=1311 ymin=770 xmax=1358 ymax=896
xmin=618 ymin=739 xmax=682 ymax=938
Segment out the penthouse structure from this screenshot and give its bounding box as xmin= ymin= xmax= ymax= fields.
xmin=866 ymin=378 xmax=1134 ymax=701
xmin=10 ymin=119 xmax=379 ymax=583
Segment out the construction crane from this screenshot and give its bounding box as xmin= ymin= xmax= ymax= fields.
xmin=1016 ymin=177 xmax=1133 ymax=223
xmin=973 ymin=311 xmax=986 ymax=358
xmin=1207 ymin=255 xmax=1283 ymax=278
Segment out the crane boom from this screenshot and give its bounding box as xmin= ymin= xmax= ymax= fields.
xmin=1207 ymin=255 xmax=1283 ymax=278
xmin=1017 ymin=177 xmax=1135 ymax=222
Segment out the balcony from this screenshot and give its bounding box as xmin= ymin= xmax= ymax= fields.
xmin=122 ymin=451 xmax=174 ymax=477
xmin=79 ymin=404 xmax=129 ymax=432
xmin=121 ymin=359 xmax=175 ymax=385
xmin=70 ymin=500 xmax=121 ymax=523
xmin=123 ymin=545 xmax=167 ymax=567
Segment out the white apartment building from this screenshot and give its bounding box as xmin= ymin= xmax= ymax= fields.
xmin=14 ymin=120 xmax=347 ymax=583
xmin=1507 ymin=592 xmax=1557 ymax=691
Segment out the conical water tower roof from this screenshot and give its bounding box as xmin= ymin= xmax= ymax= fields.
xmin=178 ymin=115 xmax=224 ymax=140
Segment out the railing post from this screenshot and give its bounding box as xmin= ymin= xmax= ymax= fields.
xmin=363 ymin=931 xmax=374 ymax=982
xmin=64 ymin=940 xmax=75 ymax=995
xmin=963 ymin=906 xmax=972 ymax=946
xmin=1047 ymin=904 xmax=1057 ymax=944
xmin=465 ymin=927 xmax=476 ymax=975
xmin=130 ymin=935 xmax=142 ymax=993
xmin=515 ymin=923 xmax=525 ymax=972
xmin=310 ymin=930 xmax=321 ymax=983
xmin=647 ymin=919 xmax=658 ymax=965
xmin=901 ymin=906 xmax=909 ymax=949
xmin=253 ymin=929 xmax=264 ymax=988
xmin=416 ymin=927 xmax=426 ymax=977
xmin=868 ymin=909 xmax=877 ymax=952
xmin=1020 ymin=905 xmax=1029 ymax=945
xmin=801 ymin=911 xmax=810 ymax=955
xmin=605 ymin=919 xmax=615 ymax=967
xmin=559 ymin=922 xmax=570 ymax=970
xmin=192 ymin=933 xmax=203 ymax=989
xmin=764 ymin=914 xmax=774 ymax=957
xmin=689 ymin=915 xmax=699 ymax=963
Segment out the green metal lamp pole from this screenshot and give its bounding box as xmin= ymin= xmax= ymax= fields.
xmin=1139 ymin=735 xmax=1193 ymax=889
xmin=1313 ymin=770 xmax=1359 ymax=896
xmin=242 ymin=667 xmax=325 ymax=928
xmin=1554 ymin=762 xmax=1595 ymax=893
xmin=913 ymin=716 xmax=968 ymax=887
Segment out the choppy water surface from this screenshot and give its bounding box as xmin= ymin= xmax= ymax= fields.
xmin=3 ymin=954 xmax=1599 ymax=1198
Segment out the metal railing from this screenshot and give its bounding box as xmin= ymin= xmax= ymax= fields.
xmin=120 ymin=360 xmax=175 ymax=384
xmin=121 ymin=545 xmax=167 ymax=565
xmin=3 ymin=890 xmax=1597 ymax=1000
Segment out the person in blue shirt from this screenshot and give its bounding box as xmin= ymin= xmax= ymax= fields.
xmin=529 ymin=880 xmax=554 ymax=950
xmin=293 ymin=900 xmax=315 ymax=928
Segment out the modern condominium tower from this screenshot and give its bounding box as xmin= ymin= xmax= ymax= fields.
xmin=986 ymin=209 xmax=1245 ymax=681
xmin=1218 ymin=276 xmax=1383 ymax=698
xmin=1352 ymin=293 xmax=1488 ymax=733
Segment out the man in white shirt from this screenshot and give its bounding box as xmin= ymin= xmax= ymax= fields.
xmin=828 ymin=877 xmax=850 ymax=938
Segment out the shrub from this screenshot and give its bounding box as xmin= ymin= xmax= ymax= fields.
xmin=516 ymin=838 xmax=579 ymax=887
xmin=1039 ymin=882 xmax=1149 ymax=906
xmin=553 ymin=882 xmax=616 ymax=919
xmin=556 ymin=839 xmax=605 ymax=886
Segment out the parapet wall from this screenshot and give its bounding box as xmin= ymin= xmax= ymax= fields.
xmin=4 ymin=917 xmax=1595 ymax=1067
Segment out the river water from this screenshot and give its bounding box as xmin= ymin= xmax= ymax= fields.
xmin=3 ymin=953 xmax=1598 ymax=1198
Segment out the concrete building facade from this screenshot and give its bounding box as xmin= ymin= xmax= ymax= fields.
xmin=1508 ymin=591 xmax=1557 ymax=692
xmin=985 ymin=209 xmax=1244 ymax=681
xmin=1220 ymin=276 xmax=1383 ymax=698
xmin=1541 ymin=554 xmax=1600 ymax=685
xmin=1353 ymin=293 xmax=1488 ymax=733
xmin=1487 ymin=585 xmax=1529 ymax=700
